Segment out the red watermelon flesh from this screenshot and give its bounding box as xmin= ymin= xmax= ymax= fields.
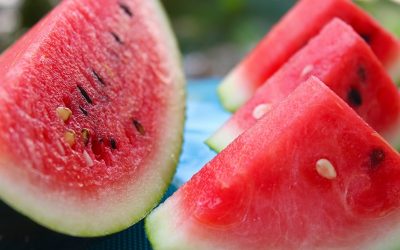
xmin=147 ymin=77 xmax=400 ymax=250
xmin=207 ymin=19 xmax=400 ymax=152
xmin=218 ymin=0 xmax=400 ymax=112
xmin=0 ymin=0 xmax=185 ymax=236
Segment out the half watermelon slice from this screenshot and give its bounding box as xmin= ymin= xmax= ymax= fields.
xmin=207 ymin=19 xmax=400 ymax=152
xmin=0 ymin=0 xmax=184 ymax=236
xmin=218 ymin=0 xmax=400 ymax=112
xmin=147 ymin=77 xmax=400 ymax=250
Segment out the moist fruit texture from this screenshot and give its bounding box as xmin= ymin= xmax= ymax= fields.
xmin=147 ymin=77 xmax=400 ymax=250
xmin=0 ymin=0 xmax=185 ymax=236
xmin=218 ymin=0 xmax=400 ymax=112
xmin=207 ymin=19 xmax=400 ymax=152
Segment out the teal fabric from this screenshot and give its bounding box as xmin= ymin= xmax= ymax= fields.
xmin=0 ymin=78 xmax=228 ymax=250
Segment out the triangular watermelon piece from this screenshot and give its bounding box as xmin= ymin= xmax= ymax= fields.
xmin=147 ymin=77 xmax=400 ymax=250
xmin=0 ymin=0 xmax=184 ymax=236
xmin=218 ymin=0 xmax=400 ymax=112
xmin=207 ymin=19 xmax=400 ymax=152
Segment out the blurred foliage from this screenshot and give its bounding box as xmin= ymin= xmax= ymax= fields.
xmin=162 ymin=0 xmax=296 ymax=52
xmin=357 ymin=0 xmax=400 ymax=36
xmin=20 ymin=0 xmax=52 ymax=28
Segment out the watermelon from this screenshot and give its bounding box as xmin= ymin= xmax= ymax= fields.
xmin=0 ymin=0 xmax=185 ymax=236
xmin=146 ymin=77 xmax=400 ymax=250
xmin=207 ymin=19 xmax=400 ymax=152
xmin=218 ymin=0 xmax=400 ymax=112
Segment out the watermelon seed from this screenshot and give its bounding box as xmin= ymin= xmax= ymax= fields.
xmin=56 ymin=107 xmax=72 ymax=122
xmin=357 ymin=66 xmax=367 ymax=82
xmin=316 ymin=159 xmax=337 ymax=180
xmin=83 ymin=150 xmax=94 ymax=167
xmin=119 ymin=3 xmax=133 ymax=17
xmin=252 ymin=103 xmax=272 ymax=120
xmin=370 ymin=148 xmax=385 ymax=169
xmin=347 ymin=87 xmax=362 ymax=107
xmin=360 ymin=34 xmax=371 ymax=44
xmin=77 ymin=85 xmax=93 ymax=104
xmin=81 ymin=128 xmax=91 ymax=146
xmin=79 ymin=106 xmax=89 ymax=116
xmin=92 ymin=69 xmax=105 ymax=85
xmin=111 ymin=32 xmax=123 ymax=44
xmin=110 ymin=138 xmax=117 ymax=150
xmin=300 ymin=65 xmax=314 ymax=78
xmin=64 ymin=130 xmax=76 ymax=146
xmin=133 ymin=119 xmax=145 ymax=135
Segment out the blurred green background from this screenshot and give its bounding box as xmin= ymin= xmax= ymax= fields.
xmin=0 ymin=0 xmax=399 ymax=77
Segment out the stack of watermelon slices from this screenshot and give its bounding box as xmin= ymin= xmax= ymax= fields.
xmin=146 ymin=0 xmax=400 ymax=249
xmin=218 ymin=0 xmax=400 ymax=112
xmin=206 ymin=18 xmax=400 ymax=152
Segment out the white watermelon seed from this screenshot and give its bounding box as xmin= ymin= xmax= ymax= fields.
xmin=316 ymin=159 xmax=337 ymax=180
xmin=252 ymin=103 xmax=272 ymax=120
xmin=83 ymin=150 xmax=94 ymax=167
xmin=301 ymin=64 xmax=314 ymax=78
xmin=56 ymin=107 xmax=72 ymax=122
xmin=64 ymin=129 xmax=76 ymax=146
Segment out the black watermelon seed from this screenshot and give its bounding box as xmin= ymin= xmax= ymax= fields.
xmin=79 ymin=106 xmax=89 ymax=116
xmin=347 ymin=87 xmax=362 ymax=107
xmin=111 ymin=32 xmax=123 ymax=44
xmin=133 ymin=119 xmax=145 ymax=135
xmin=357 ymin=66 xmax=367 ymax=83
xmin=92 ymin=69 xmax=105 ymax=85
xmin=360 ymin=34 xmax=371 ymax=44
xmin=370 ymin=148 xmax=385 ymax=169
xmin=110 ymin=138 xmax=117 ymax=150
xmin=77 ymin=85 xmax=93 ymax=104
xmin=119 ymin=3 xmax=133 ymax=17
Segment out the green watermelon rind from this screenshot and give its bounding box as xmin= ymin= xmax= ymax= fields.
xmin=217 ymin=72 xmax=252 ymax=113
xmin=145 ymin=197 xmax=198 ymax=250
xmin=0 ymin=0 xmax=185 ymax=237
xmin=205 ymin=124 xmax=238 ymax=153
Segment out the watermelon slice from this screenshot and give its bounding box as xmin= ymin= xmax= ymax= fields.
xmin=207 ymin=19 xmax=400 ymax=152
xmin=146 ymin=77 xmax=400 ymax=250
xmin=219 ymin=0 xmax=400 ymax=112
xmin=0 ymin=0 xmax=185 ymax=236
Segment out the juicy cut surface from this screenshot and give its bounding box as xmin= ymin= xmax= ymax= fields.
xmin=0 ymin=0 xmax=173 ymax=190
xmin=0 ymin=0 xmax=184 ymax=236
xmin=207 ymin=19 xmax=400 ymax=152
xmin=218 ymin=0 xmax=400 ymax=112
xmin=147 ymin=78 xmax=400 ymax=250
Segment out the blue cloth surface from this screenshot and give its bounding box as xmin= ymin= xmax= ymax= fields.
xmin=0 ymin=78 xmax=229 ymax=250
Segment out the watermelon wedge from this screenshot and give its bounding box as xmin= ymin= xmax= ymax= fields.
xmin=218 ymin=0 xmax=400 ymax=112
xmin=0 ymin=0 xmax=184 ymax=236
xmin=207 ymin=19 xmax=400 ymax=152
xmin=147 ymin=77 xmax=400 ymax=250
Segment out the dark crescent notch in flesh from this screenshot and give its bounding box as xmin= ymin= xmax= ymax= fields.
xmin=119 ymin=3 xmax=133 ymax=17
xmin=370 ymin=148 xmax=385 ymax=170
xmin=92 ymin=69 xmax=106 ymax=85
xmin=111 ymin=32 xmax=123 ymax=44
xmin=77 ymin=85 xmax=93 ymax=104
xmin=347 ymin=87 xmax=362 ymax=107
